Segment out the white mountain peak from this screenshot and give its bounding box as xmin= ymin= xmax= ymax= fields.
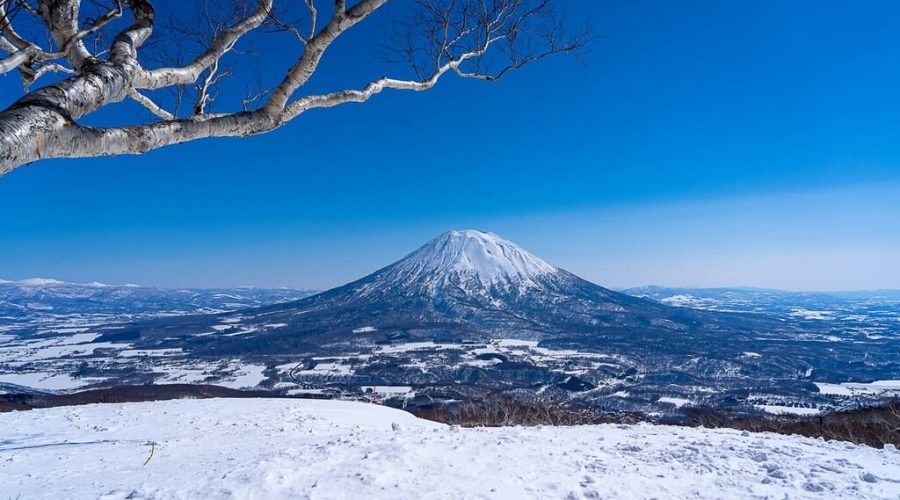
xmin=0 ymin=278 xmax=112 ymax=287
xmin=394 ymin=230 xmax=557 ymax=285
xmin=12 ymin=278 xmax=68 ymax=286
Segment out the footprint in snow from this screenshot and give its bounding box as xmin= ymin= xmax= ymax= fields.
xmin=802 ymin=482 xmax=826 ymax=493
xmin=860 ymin=473 xmax=878 ymax=483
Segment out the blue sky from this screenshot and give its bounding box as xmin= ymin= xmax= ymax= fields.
xmin=1 ymin=1 xmax=899 ymax=290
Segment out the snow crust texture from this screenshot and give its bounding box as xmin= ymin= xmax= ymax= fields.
xmin=1 ymin=398 xmax=898 ymax=499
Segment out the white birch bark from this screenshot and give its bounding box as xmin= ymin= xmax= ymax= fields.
xmin=0 ymin=0 xmax=585 ymax=175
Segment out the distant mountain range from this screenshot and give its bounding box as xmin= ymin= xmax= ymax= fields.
xmin=0 ymin=279 xmax=316 ymax=321
xmin=625 ymin=285 xmax=900 ymax=311
xmin=1 ymin=231 xmax=898 ymax=417
xmin=3 ymin=276 xmax=896 ymax=322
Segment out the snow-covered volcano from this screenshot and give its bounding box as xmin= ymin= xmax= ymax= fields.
xmin=160 ymin=229 xmax=775 ymax=348
xmin=317 ymin=229 xmax=628 ymax=311
xmin=392 ymin=230 xmax=556 ymax=286
xmin=353 ymin=230 xmax=559 ymax=298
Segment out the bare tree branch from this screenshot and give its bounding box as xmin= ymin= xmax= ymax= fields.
xmin=134 ymin=0 xmax=274 ymax=90
xmin=0 ymin=0 xmax=589 ymax=173
xmin=128 ymin=88 xmax=175 ymax=120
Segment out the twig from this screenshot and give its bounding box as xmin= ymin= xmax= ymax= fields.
xmin=143 ymin=441 xmax=157 ymax=466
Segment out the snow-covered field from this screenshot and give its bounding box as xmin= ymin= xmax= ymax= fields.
xmin=1 ymin=399 xmax=898 ymax=499
xmin=816 ymin=380 xmax=900 ymax=397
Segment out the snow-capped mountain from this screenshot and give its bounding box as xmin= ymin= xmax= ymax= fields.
xmin=371 ymin=230 xmax=558 ymax=294
xmin=253 ymin=229 xmax=751 ymax=339
xmin=0 ymin=278 xmax=74 ymax=286
xmin=4 ymin=231 xmax=898 ymax=417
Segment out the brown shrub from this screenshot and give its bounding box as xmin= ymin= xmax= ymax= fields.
xmin=685 ymin=400 xmax=900 ymax=449
xmin=417 ymin=395 xmax=899 ymax=448
xmin=412 ymin=393 xmax=641 ymax=427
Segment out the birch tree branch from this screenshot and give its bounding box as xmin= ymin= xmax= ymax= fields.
xmin=129 ymin=88 xmax=175 ymax=120
xmin=0 ymin=0 xmax=589 ymax=174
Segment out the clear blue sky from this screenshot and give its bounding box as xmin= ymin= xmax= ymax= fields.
xmin=1 ymin=1 xmax=899 ymax=291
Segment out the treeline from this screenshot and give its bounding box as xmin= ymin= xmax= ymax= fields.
xmin=683 ymin=402 xmax=900 ymax=449
xmin=0 ymin=384 xmax=296 ymax=412
xmin=412 ymin=394 xmax=900 ymax=449
xmin=412 ymin=394 xmax=644 ymax=427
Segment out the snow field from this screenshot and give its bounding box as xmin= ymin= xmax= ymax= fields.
xmin=1 ymin=398 xmax=898 ymax=499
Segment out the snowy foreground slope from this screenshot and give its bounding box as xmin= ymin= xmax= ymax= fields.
xmin=1 ymin=399 xmax=898 ymax=499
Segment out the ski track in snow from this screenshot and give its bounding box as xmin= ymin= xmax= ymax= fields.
xmin=1 ymin=399 xmax=898 ymax=499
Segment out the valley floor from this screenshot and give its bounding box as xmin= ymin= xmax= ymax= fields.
xmin=1 ymin=399 xmax=898 ymax=499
